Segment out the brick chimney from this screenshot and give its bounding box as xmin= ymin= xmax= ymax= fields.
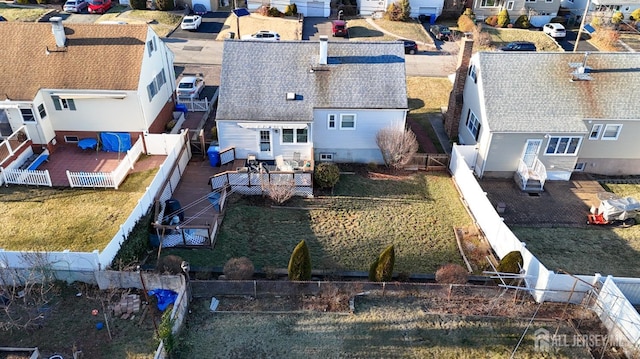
xmin=50 ymin=17 xmax=66 ymax=48
xmin=444 ymin=36 xmax=474 ymax=140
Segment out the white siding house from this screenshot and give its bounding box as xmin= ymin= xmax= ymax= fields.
xmin=358 ymin=0 xmax=444 ymax=19
xmin=216 ymin=38 xmax=408 ymax=165
xmin=0 ymin=19 xmax=176 ymax=149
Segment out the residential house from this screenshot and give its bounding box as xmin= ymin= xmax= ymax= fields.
xmin=560 ymin=0 xmax=640 ymax=24
xmin=358 ymin=0 xmax=445 ymax=19
xmin=246 ymin=0 xmax=330 ymax=16
xmin=471 ymin=0 xmax=561 ymax=26
xmin=0 ymin=18 xmax=176 ymax=154
xmin=447 ymin=50 xmax=640 ymax=190
xmin=216 ymin=37 xmax=408 ymax=165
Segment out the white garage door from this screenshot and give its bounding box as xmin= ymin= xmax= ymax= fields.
xmin=307 ymin=1 xmax=324 ymax=17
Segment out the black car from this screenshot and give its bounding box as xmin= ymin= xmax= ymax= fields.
xmin=401 ymin=39 xmax=418 ymax=55
xmin=499 ymin=41 xmax=537 ymax=51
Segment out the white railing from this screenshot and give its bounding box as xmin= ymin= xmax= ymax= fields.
xmin=517 ymin=159 xmax=530 ymax=189
xmin=66 ymin=135 xmax=144 ymax=189
xmin=176 ymin=98 xmax=209 ymax=112
xmin=517 ymin=158 xmax=546 ymax=191
xmin=1 ymin=167 xmax=52 ymax=187
xmin=0 ymin=126 xmax=30 ymax=168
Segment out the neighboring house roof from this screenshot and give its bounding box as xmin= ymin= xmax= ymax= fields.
xmin=217 ymin=40 xmax=407 ymax=122
xmin=0 ymin=22 xmax=148 ymax=101
xmin=477 ymin=52 xmax=640 ymax=133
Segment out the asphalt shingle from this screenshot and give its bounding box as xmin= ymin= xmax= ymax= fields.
xmin=0 ymin=22 xmax=148 ymax=101
xmin=217 ymin=40 xmax=408 ymax=122
xmin=478 ymin=52 xmax=640 ymax=133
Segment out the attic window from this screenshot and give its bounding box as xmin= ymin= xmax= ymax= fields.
xmin=286 ymin=92 xmax=296 ymax=100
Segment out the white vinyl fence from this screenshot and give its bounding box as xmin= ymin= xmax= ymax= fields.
xmin=450 ymin=144 xmax=640 ymax=355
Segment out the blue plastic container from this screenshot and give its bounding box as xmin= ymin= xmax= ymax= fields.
xmin=207 ymin=146 xmax=220 ymax=167
xmin=175 ymin=104 xmax=188 ymax=114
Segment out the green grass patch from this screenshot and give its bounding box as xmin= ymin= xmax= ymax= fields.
xmin=407 ymin=76 xmax=453 ymax=152
xmin=0 ymin=3 xmax=49 ymax=22
xmin=0 ymin=168 xmax=158 ymax=252
xmin=512 ymin=226 xmax=640 ymax=277
xmin=513 ymin=183 xmax=640 ymax=277
xmin=164 ymin=171 xmax=471 ymax=274
xmin=175 ymin=297 xmax=589 ymax=359
xmin=481 ymin=27 xmax=562 ymax=52
xmin=371 ymin=18 xmax=433 ymax=45
xmin=345 ymin=18 xmax=397 ymax=41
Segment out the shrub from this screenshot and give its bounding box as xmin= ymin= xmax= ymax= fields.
xmin=463 ymin=8 xmax=475 ymax=21
xmin=314 ymin=162 xmax=340 ymax=189
xmin=435 ymin=263 xmax=468 ymax=284
xmin=514 ymin=15 xmax=530 ymax=29
xmin=223 ymin=257 xmax=255 ymax=280
xmin=265 ymin=177 xmax=296 ymax=205
xmin=111 ymin=212 xmax=154 ymax=270
xmin=376 ymin=127 xmax=419 ymax=171
xmin=611 ymin=11 xmax=624 ymax=24
xmin=156 ymin=0 xmax=174 ymax=11
xmin=497 ymin=9 xmax=510 ymax=28
xmin=165 ymin=119 xmax=177 ymax=132
xmin=257 ymin=5 xmax=270 ymax=16
xmin=484 ymin=15 xmax=498 ymax=27
xmin=284 ymin=3 xmax=298 ymax=16
xmin=475 ymin=26 xmax=492 ymax=47
xmin=268 ymin=6 xmax=284 ymax=17
xmin=631 ymin=8 xmax=640 ymax=21
xmin=288 ymin=240 xmax=312 ymax=281
xmin=211 ymin=126 xmax=218 ymax=141
xmin=158 ymin=304 xmax=176 ymax=354
xmin=368 ymin=245 xmax=395 ymax=282
xmin=458 ymin=12 xmax=476 ymax=33
xmin=156 ymin=255 xmax=185 ymax=274
xmin=384 ymin=0 xmax=410 ymax=21
xmin=15 ymin=0 xmax=29 ymax=4
xmin=130 ymin=0 xmax=146 ymax=10
xmin=496 ymin=250 xmax=523 ymax=285
xmin=591 ymin=27 xmax=620 ymax=50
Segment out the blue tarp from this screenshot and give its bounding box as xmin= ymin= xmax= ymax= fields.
xmin=148 ymin=289 xmax=178 ymax=311
xmin=100 ymin=132 xmax=132 ymax=152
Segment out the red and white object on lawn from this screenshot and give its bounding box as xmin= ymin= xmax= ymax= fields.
xmin=587 ymin=192 xmax=640 ymax=227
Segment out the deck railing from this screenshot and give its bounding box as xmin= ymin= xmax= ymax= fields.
xmin=0 ymin=126 xmax=30 ymax=168
xmin=67 ymin=135 xmax=144 ymax=189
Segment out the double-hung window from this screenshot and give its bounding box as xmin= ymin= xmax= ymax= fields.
xmin=601 ymin=124 xmax=622 ymax=140
xmin=589 ymin=124 xmax=602 ymax=140
xmin=465 ymin=109 xmax=481 ymax=140
xmin=37 ymin=104 xmax=47 ymax=119
xmin=545 ymin=136 xmax=581 ymax=155
xmin=328 ymin=114 xmax=336 ymax=129
xmin=340 ymin=114 xmax=355 ymax=129
xmin=51 ymin=96 xmax=76 ymax=111
xmin=20 ymin=108 xmax=35 ymax=122
xmin=282 ymin=128 xmax=308 ymax=143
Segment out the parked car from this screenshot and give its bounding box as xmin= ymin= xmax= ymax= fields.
xmin=331 ymin=20 xmax=348 ymax=37
xmin=499 ymin=41 xmax=537 ymax=51
xmin=63 ymin=0 xmax=87 ymax=13
xmin=193 ymin=4 xmax=207 ymax=15
xmin=88 ymin=0 xmax=111 ymax=14
xmin=241 ymin=30 xmax=281 ymax=41
xmin=177 ymin=76 xmax=205 ymax=100
xmin=0 ymin=16 xmax=6 ymax=21
xmin=181 ymin=15 xmax=202 ymax=31
xmin=543 ymin=23 xmax=566 ymax=38
xmin=430 ymin=24 xmax=451 ymax=41
xmin=401 ymin=39 xmax=418 ymax=55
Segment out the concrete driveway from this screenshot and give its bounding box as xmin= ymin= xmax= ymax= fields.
xmin=557 ymin=30 xmax=599 ymax=52
xmin=303 ymin=17 xmax=348 ymax=41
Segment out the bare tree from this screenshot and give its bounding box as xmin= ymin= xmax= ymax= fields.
xmin=376 ymin=126 xmax=419 ymax=170
xmin=265 ymin=175 xmax=296 ymax=205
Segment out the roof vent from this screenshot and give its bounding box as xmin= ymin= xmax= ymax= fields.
xmin=50 ymin=16 xmax=66 ymax=48
xmin=569 ymin=53 xmax=592 ymax=81
xmin=286 ymin=92 xmax=296 ymax=100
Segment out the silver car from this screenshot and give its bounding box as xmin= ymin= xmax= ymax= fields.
xmin=63 ymin=0 xmax=88 ymax=13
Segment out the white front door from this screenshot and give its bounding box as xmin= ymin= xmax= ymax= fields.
xmin=522 ymin=139 xmax=542 ymax=167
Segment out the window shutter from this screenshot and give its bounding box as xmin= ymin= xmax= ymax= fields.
xmin=475 ymin=124 xmax=481 ymax=141
xmin=68 ymin=99 xmax=76 ymax=111
xmin=52 ymin=96 xmax=62 ymax=110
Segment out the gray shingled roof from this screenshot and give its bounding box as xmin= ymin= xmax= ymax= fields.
xmin=478 ymin=52 xmax=640 ymax=133
xmin=217 ymin=40 xmax=407 ymax=122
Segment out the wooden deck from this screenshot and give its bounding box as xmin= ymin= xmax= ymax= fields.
xmin=169 ymin=157 xmax=243 ymax=226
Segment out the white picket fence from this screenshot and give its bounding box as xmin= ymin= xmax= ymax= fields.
xmin=67 ymin=135 xmax=144 ymax=189
xmin=450 ymin=144 xmax=640 ymax=355
xmin=176 ymin=98 xmax=209 ymax=112
xmin=1 ymin=167 xmax=52 ymax=187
